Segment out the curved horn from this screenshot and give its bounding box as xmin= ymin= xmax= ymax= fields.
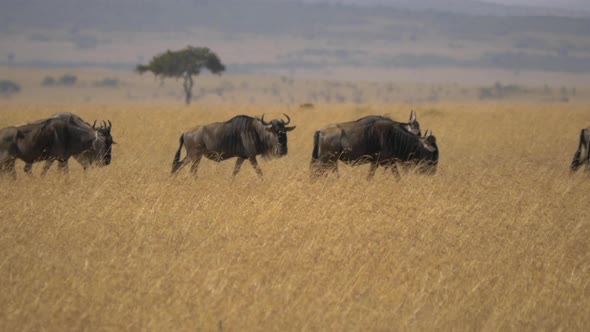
xmin=282 ymin=113 xmax=291 ymax=125
xmin=101 ymin=121 xmax=106 ymax=128
xmin=92 ymin=120 xmax=97 ymax=129
xmin=260 ymin=114 xmax=270 ymax=126
xmin=107 ymin=120 xmax=112 ymax=129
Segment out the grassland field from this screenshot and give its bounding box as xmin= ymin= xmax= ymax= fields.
xmin=0 ymin=101 xmax=589 ymax=330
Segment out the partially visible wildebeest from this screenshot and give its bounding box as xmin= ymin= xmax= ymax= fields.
xmin=0 ymin=118 xmax=111 ymax=178
xmin=23 ymin=112 xmax=114 ymax=174
xmin=171 ymin=114 xmax=296 ymax=178
xmin=570 ymin=128 xmax=590 ymax=173
xmin=0 ymin=127 xmax=21 ymax=178
xmin=310 ymin=118 xmax=438 ymax=179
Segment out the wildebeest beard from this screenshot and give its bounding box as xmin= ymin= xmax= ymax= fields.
xmin=91 ymin=130 xmax=113 ymax=166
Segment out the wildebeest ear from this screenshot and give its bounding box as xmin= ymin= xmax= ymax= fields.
xmin=92 ymin=120 xmax=97 ymax=129
xmin=285 ymin=126 xmax=296 ymax=131
xmin=409 ymin=110 xmax=416 ymax=123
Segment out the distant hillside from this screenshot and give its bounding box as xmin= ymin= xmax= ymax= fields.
xmin=2 ymin=0 xmax=589 ymax=33
xmin=1 ymin=0 xmax=590 ymax=80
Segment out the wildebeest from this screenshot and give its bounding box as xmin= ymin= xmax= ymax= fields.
xmin=171 ymin=114 xmax=296 ymax=178
xmin=570 ymin=128 xmax=590 ymax=173
xmin=0 ymin=127 xmax=21 ymax=178
xmin=22 ymin=112 xmax=114 ymax=174
xmin=0 ymin=118 xmax=111 ymax=178
xmin=310 ymin=117 xmax=438 ymax=179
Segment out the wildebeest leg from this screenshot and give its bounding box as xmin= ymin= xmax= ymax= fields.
xmin=77 ymin=158 xmax=90 ymax=172
xmin=24 ymin=162 xmax=34 ymax=175
xmin=390 ymin=163 xmax=401 ymax=181
xmin=331 ymin=162 xmax=340 ymax=178
xmin=189 ymin=154 xmax=202 ymax=176
xmin=40 ymin=160 xmax=55 ymax=177
xmin=56 ymin=159 xmax=69 ymax=174
xmin=171 ymin=155 xmax=188 ymax=175
xmin=571 ymin=147 xmax=583 ymax=172
xmin=8 ymin=159 xmax=16 ymax=179
xmin=0 ymin=158 xmax=16 ymax=179
xmin=310 ymin=160 xmax=327 ymax=179
xmin=571 ymin=129 xmax=587 ymax=172
xmin=367 ymin=162 xmax=378 ymax=180
xmin=248 ymin=156 xmax=263 ymax=177
xmin=232 ymin=158 xmax=245 ymax=178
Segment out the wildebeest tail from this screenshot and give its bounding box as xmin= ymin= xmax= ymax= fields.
xmin=171 ymin=133 xmax=185 ymax=174
xmin=311 ymin=131 xmax=320 ymax=161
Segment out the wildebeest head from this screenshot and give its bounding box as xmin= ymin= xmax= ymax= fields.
xmin=260 ymin=113 xmax=296 ymax=157
xmin=417 ymin=130 xmax=438 ymax=174
xmin=402 ymin=110 xmax=421 ymax=136
xmin=91 ymin=120 xmax=114 ymax=166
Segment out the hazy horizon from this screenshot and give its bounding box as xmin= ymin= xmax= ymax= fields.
xmin=1 ymin=0 xmax=590 ymax=86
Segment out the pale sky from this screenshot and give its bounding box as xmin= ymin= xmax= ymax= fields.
xmin=308 ymin=0 xmax=590 ymax=11
xmin=481 ymin=0 xmax=578 ymax=4
xmin=480 ymin=0 xmax=587 ymax=8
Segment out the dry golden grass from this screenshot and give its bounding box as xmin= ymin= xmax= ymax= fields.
xmin=0 ymin=102 xmax=589 ymax=330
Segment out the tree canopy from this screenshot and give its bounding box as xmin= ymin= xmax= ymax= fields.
xmin=136 ymin=46 xmax=225 ymax=104
xmin=136 ymin=46 xmax=225 ymax=78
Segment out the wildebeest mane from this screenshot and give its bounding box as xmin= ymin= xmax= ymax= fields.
xmin=51 ymin=113 xmax=93 ymax=129
xmin=340 ymin=115 xmax=416 ymax=134
xmin=354 ymin=115 xmax=392 ymax=122
xmin=220 ymin=115 xmax=277 ymax=159
xmin=333 ymin=115 xmax=391 ymax=128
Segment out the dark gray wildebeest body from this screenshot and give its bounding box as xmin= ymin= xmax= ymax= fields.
xmin=324 ymin=111 xmax=422 ymax=174
xmin=310 ymin=117 xmax=438 ymax=179
xmin=0 ymin=118 xmax=110 ymax=178
xmin=23 ymin=112 xmax=113 ymax=175
xmin=570 ymin=128 xmax=590 ymax=172
xmin=171 ymin=114 xmax=295 ymax=178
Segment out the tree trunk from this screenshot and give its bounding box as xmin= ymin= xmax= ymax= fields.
xmin=183 ymin=74 xmax=194 ymax=105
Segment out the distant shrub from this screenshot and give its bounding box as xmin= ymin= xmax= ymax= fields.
xmin=41 ymin=76 xmax=56 ymax=86
xmin=58 ymin=74 xmax=77 ymax=86
xmin=93 ymin=78 xmax=120 ymax=88
xmin=479 ymin=82 xmax=526 ymax=100
xmin=41 ymin=74 xmax=78 ymax=87
xmin=0 ymin=80 xmax=21 ymax=95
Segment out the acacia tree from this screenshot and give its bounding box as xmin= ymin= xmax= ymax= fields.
xmin=136 ymin=46 xmax=225 ymax=105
